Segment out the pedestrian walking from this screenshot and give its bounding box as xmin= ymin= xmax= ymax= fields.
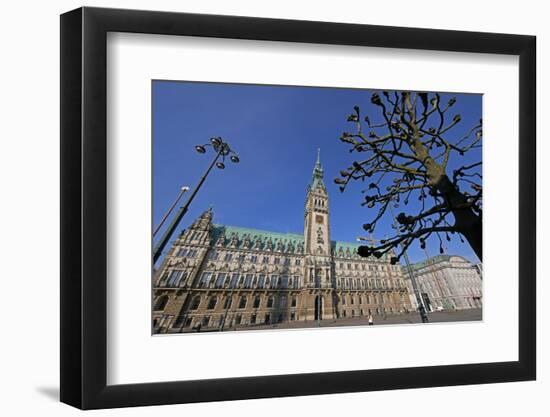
xmin=368 ymin=314 xmax=374 ymax=325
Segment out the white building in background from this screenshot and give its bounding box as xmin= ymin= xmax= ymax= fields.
xmin=405 ymin=255 xmax=482 ymax=312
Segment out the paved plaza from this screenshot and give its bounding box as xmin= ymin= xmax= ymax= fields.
xmin=235 ymin=308 xmax=482 ymax=331
xmin=172 ymin=308 xmax=482 ymax=333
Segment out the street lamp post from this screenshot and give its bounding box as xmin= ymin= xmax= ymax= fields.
xmin=153 ymin=186 xmax=190 ymax=237
xmin=153 ymin=137 xmax=239 ymax=265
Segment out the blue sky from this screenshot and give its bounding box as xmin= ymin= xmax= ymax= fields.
xmin=153 ymin=81 xmax=482 ymax=265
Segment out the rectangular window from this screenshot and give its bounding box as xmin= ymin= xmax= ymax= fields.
xmin=229 ymin=273 xmax=239 ymax=288
xmin=244 ymin=274 xmax=253 ymax=288
xmin=238 ymin=254 xmax=245 ymax=263
xmin=224 ymin=296 xmax=232 ymax=309
xmin=270 ymin=275 xmax=279 ymax=289
xmin=284 ymin=257 xmax=290 ymax=265
xmin=224 ymin=253 xmax=233 ymax=262
xmin=295 ymin=259 xmax=301 ymax=266
xmin=215 ymin=273 xmax=226 ymax=288
xmin=253 ymin=297 xmax=261 ymax=308
xmin=199 ymin=272 xmax=212 ymax=288
xmin=251 ymin=255 xmax=257 ymax=263
xmin=258 ymin=274 xmax=265 ymax=288
xmin=274 ymin=257 xmax=280 ymax=264
xmin=250 ymin=314 xmax=257 ymax=324
xmin=239 ymin=296 xmax=247 ymax=309
xmin=177 ymin=248 xmax=188 ymax=257
xmin=280 ymin=275 xmax=289 ymax=288
xmin=263 ymin=256 xmax=269 ymax=264
xmin=291 ymin=296 xmax=297 ymax=307
xmin=167 ymin=270 xmax=183 ymax=286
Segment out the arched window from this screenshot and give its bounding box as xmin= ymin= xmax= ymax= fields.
xmin=153 ymin=295 xmax=169 ymax=311
xmin=253 ymin=296 xmax=261 ymax=308
xmin=207 ymin=296 xmax=217 ymax=310
xmin=190 ymin=296 xmax=201 ymax=310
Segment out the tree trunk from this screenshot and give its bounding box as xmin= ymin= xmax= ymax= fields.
xmin=435 ymin=175 xmax=482 ymax=261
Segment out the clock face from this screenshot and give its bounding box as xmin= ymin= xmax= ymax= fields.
xmin=316 ymin=215 xmax=324 ymax=224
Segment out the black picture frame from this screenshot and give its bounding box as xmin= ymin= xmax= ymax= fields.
xmin=60 ymin=6 xmax=536 ymax=410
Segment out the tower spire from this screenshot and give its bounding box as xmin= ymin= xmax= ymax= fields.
xmin=309 ymin=148 xmax=325 ymax=191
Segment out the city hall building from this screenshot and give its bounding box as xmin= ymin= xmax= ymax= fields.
xmin=153 ymin=152 xmax=412 ymax=333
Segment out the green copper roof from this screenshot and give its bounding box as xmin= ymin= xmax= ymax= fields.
xmin=211 ymin=224 xmax=387 ymax=259
xmin=212 ymin=224 xmax=304 ymax=253
xmin=213 ymin=224 xmax=304 ymax=244
xmin=309 ymin=148 xmax=326 ymax=191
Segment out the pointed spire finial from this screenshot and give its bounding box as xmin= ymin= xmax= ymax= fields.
xmin=309 ymin=147 xmax=325 ymax=191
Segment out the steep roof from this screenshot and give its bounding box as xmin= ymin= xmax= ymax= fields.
xmin=308 ymin=148 xmax=326 ymax=192
xmin=213 ymin=224 xmax=304 ymax=246
xmin=211 ymin=224 xmax=387 ymax=260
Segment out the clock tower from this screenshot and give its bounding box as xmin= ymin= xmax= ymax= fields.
xmin=304 ymin=149 xmax=332 ymax=288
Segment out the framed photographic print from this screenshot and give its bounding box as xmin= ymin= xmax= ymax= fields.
xmin=60 ymin=6 xmax=536 ymax=410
